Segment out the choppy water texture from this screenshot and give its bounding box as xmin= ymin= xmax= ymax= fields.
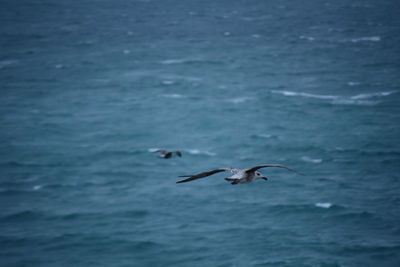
xmin=1 ymin=0 xmax=400 ymax=266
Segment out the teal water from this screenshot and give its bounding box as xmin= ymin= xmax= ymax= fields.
xmin=1 ymin=0 xmax=400 ymax=266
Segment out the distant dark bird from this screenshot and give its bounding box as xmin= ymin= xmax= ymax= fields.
xmin=177 ymin=164 xmax=303 ymax=184
xmin=155 ymin=149 xmax=182 ymax=159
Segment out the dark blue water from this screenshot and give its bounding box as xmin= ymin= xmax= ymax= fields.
xmin=1 ymin=0 xmax=400 ymax=266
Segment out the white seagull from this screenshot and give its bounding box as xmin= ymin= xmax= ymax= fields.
xmin=177 ymin=164 xmax=303 ymax=184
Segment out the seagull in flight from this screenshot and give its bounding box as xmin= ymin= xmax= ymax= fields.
xmin=155 ymin=149 xmax=182 ymax=159
xmin=177 ymin=164 xmax=303 ymax=184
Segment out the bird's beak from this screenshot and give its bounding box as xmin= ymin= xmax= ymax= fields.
xmin=261 ymin=177 xmax=268 ymax=181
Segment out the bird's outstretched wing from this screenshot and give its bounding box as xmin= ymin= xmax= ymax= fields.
xmin=177 ymin=168 xmax=231 ymax=183
xmin=245 ymin=164 xmax=304 ymax=176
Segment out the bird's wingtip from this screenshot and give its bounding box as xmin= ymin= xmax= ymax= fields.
xmin=293 ymin=170 xmax=305 ymax=176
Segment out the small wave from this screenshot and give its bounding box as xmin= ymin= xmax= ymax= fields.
xmin=0 ymin=161 xmax=42 ymax=168
xmin=331 ymin=99 xmax=378 ymax=105
xmin=160 ymin=59 xmax=189 ymax=65
xmin=57 ymin=212 xmax=101 ymax=221
xmin=33 ymin=185 xmax=43 ymax=190
xmin=161 ymin=80 xmax=175 ymax=85
xmin=0 ymin=59 xmax=18 ymax=69
xmin=351 ymin=36 xmax=381 ymax=43
xmin=252 ymin=133 xmax=278 ymax=139
xmin=119 ymin=210 xmax=149 ymax=218
xmin=160 ymin=58 xmax=222 ymax=66
xmin=257 ymin=133 xmax=273 ymax=138
xmin=2 ymin=210 xmax=43 ymax=221
xmin=271 ymin=90 xmax=338 ymax=100
xmin=347 ymin=81 xmax=361 ymax=86
xmin=160 ymin=58 xmax=205 ymax=65
xmin=89 ymin=149 xmax=141 ymax=160
xmin=130 ymin=240 xmax=162 ymax=250
xmin=54 ymin=64 xmax=65 ymax=69
xmin=56 ymin=210 xmax=148 ymax=221
xmin=339 ymin=244 xmax=400 ymax=255
xmin=301 ymin=156 xmax=322 ymax=164
xmin=350 ymin=91 xmax=397 ymax=99
xmin=186 ymin=149 xmax=216 ymax=156
xmin=315 ymin=202 xmax=332 ymax=209
xmin=271 ymin=90 xmax=398 ymax=105
xmin=299 ymin=35 xmax=315 ymax=41
xmin=334 ymin=211 xmax=374 ymax=220
xmin=0 ymin=188 xmax=42 ymax=195
xmin=27 ymin=210 xmax=147 ymax=222
xmin=160 ymin=94 xmax=187 ymax=99
xmin=268 ymin=203 xmax=331 ymax=214
xmin=333 ymin=147 xmax=400 ymax=157
xmin=225 ymin=97 xmax=253 ymax=104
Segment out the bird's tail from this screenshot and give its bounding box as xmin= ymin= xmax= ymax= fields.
xmin=224 ymin=178 xmax=239 ymax=185
xmin=178 ymin=175 xmax=192 ymax=177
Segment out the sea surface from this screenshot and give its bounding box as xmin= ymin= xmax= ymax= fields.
xmin=1 ymin=0 xmax=400 ymax=266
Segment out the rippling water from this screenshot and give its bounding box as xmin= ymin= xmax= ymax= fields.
xmin=1 ymin=0 xmax=400 ymax=266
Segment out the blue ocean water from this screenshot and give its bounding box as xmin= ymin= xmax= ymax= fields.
xmin=1 ymin=0 xmax=400 ymax=266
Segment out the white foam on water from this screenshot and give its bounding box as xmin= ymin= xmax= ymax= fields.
xmin=331 ymin=99 xmax=378 ymax=106
xmin=33 ymin=185 xmax=43 ymax=190
xmin=160 ymin=58 xmax=203 ymax=65
xmin=161 ymin=80 xmax=175 ymax=85
xmin=272 ymin=90 xmax=398 ymax=105
xmin=350 ymin=91 xmax=397 ymax=100
xmin=160 ymin=94 xmax=187 ymax=99
xmin=315 ymin=202 xmax=332 ymax=209
xmin=301 ymin=156 xmax=322 ymax=164
xmin=161 ymin=59 xmax=186 ymax=65
xmin=351 ymin=36 xmax=381 ymax=42
xmin=257 ymin=134 xmax=273 ymax=139
xmin=226 ymin=97 xmax=253 ymax=104
xmin=186 ymin=149 xmax=216 ymax=156
xmin=299 ymin=35 xmax=315 ymax=41
xmin=271 ymin=90 xmax=338 ymax=100
xmin=347 ymin=81 xmax=360 ymax=86
xmin=0 ymin=59 xmax=18 ymax=69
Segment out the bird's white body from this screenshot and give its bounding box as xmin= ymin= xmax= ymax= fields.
xmin=225 ymin=169 xmax=265 ymax=184
xmin=177 ymin=164 xmax=303 ymax=185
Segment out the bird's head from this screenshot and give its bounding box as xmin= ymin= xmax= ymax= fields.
xmin=255 ymin=171 xmax=268 ymax=181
